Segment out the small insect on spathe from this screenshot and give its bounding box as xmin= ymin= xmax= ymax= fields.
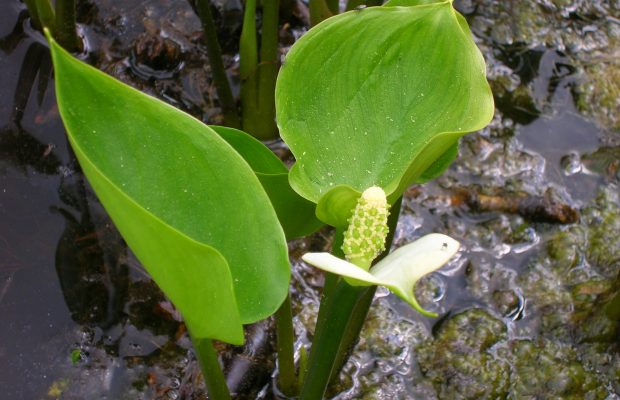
xmin=442 ymin=242 xmax=448 ymax=250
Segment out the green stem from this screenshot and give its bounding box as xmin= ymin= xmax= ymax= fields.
xmin=308 ymin=0 xmax=333 ymax=26
xmin=55 ymin=0 xmax=79 ymax=52
xmin=300 ymin=282 xmax=368 ymax=400
xmin=305 ymin=227 xmax=345 ymax=366
xmin=193 ymin=0 xmax=241 ymax=128
xmin=255 ymin=0 xmax=279 ymax=139
xmin=192 ymin=336 xmax=233 ymax=400
xmin=300 ymin=197 xmax=403 ymax=400
xmin=239 ymin=0 xmax=258 ymax=133
xmin=240 ymin=0 xmax=279 ymax=140
xmin=326 ymin=0 xmax=339 ymax=14
xmin=322 ymin=227 xmax=346 ymax=297
xmin=34 ymin=0 xmax=55 ymax=33
xmin=275 ymin=293 xmax=297 ymax=396
xmin=23 ymin=0 xmax=41 ymax=29
xmin=297 ymin=344 xmax=308 ymax=388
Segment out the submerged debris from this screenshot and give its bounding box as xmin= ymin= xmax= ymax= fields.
xmin=452 ymin=187 xmax=580 ymax=224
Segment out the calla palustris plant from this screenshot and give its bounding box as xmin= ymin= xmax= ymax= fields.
xmin=47 ymin=34 xmax=306 ymax=346
xmin=276 ymin=0 xmax=494 ymax=227
xmin=275 ymin=1 xmax=494 ymax=396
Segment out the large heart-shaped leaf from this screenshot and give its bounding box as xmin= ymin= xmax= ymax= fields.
xmin=276 ymin=0 xmax=493 ymax=210
xmin=49 ymin=36 xmax=290 ymax=345
xmin=210 ymin=125 xmax=324 ymax=238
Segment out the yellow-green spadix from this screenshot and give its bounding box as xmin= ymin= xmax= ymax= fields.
xmin=302 ymin=233 xmax=460 ymax=317
xmin=342 ymin=186 xmax=390 ymax=270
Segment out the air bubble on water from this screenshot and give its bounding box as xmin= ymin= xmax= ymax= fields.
xmin=560 ymin=152 xmax=582 ymax=175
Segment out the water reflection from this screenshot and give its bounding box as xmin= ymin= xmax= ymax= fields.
xmin=0 ymin=39 xmax=60 ymax=174
xmin=54 ymin=172 xmax=129 ymax=328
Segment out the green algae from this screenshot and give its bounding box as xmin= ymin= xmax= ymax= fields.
xmin=547 ymin=225 xmax=586 ymax=272
xmin=467 ymin=0 xmax=620 ymax=132
xmin=416 ymin=309 xmax=510 ymax=399
xmin=574 ymin=34 xmax=620 ymax=132
xmin=413 ymin=310 xmax=613 ymax=399
xmin=511 ymin=340 xmax=607 ymax=399
xmin=584 ymin=189 xmax=620 ymax=277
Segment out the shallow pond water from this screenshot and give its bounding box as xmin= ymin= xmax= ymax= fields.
xmin=1 ymin=0 xmax=619 ymax=399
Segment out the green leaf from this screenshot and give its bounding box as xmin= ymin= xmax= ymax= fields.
xmin=302 ymin=233 xmax=460 ymax=316
xmin=48 ymin=36 xmax=290 ymax=344
xmin=258 ymin=174 xmax=325 ymax=238
xmin=414 ymin=142 xmax=459 ymax=184
xmin=209 ymin=125 xmax=287 ymax=174
xmin=276 ymin=1 xmax=494 ymax=206
xmin=210 ymin=125 xmax=324 ymax=238
xmin=315 ymin=185 xmax=361 ymax=228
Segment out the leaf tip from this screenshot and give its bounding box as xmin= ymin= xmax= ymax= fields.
xmin=43 ymin=27 xmax=54 ymax=42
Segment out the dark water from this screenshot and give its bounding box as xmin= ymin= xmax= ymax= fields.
xmin=1 ymin=0 xmax=619 ymax=399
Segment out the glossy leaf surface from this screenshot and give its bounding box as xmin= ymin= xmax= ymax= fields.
xmin=210 ymin=126 xmax=324 ymax=238
xmin=276 ymin=1 xmax=493 ymax=208
xmin=49 ymin=37 xmax=290 ymax=344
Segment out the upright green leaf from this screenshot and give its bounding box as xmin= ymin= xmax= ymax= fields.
xmin=276 ymin=1 xmax=494 ymax=210
xmin=210 ymin=126 xmax=324 ymax=238
xmin=49 ymin=36 xmax=290 ymax=344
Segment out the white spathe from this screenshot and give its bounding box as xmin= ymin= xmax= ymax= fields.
xmin=302 ymin=233 xmax=460 ymax=317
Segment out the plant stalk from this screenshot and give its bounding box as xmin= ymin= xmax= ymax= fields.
xmin=34 ymin=0 xmax=55 ymax=33
xmin=55 ymin=0 xmax=80 ymax=52
xmin=275 ymin=293 xmax=297 ymax=396
xmin=300 ymin=197 xmax=403 ymax=400
xmin=240 ymin=0 xmax=279 ymax=140
xmin=326 ymin=0 xmax=339 ymax=14
xmin=23 ymin=0 xmax=41 ymax=29
xmin=240 ymin=0 xmax=258 ymax=132
xmin=255 ymin=0 xmax=279 ymax=139
xmin=193 ymin=336 xmax=233 ymax=400
xmin=193 ymin=0 xmax=241 ymax=128
xmin=308 ymin=0 xmax=333 ymax=26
